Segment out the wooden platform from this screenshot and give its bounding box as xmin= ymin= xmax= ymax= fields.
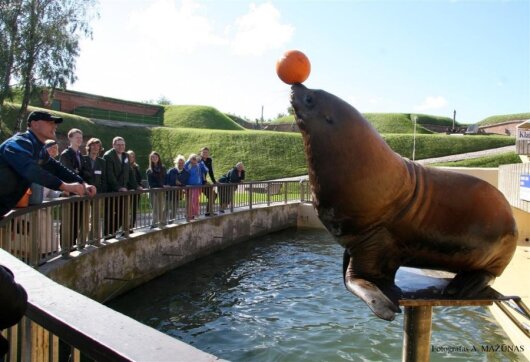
xmin=394 ymin=267 xmax=520 ymax=362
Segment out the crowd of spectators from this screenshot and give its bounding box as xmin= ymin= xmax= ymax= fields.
xmin=0 ymin=111 xmax=246 ymax=231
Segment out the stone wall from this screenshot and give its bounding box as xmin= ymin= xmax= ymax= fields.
xmin=39 ymin=204 xmax=299 ymax=302
xmin=479 ymin=120 xmax=527 ymax=136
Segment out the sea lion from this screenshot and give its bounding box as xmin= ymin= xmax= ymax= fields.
xmin=290 ymin=83 xmax=517 ymax=321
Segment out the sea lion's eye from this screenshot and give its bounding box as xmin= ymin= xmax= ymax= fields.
xmin=325 ymin=116 xmax=333 ymax=124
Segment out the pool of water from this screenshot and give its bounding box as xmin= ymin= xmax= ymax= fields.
xmin=108 ymin=228 xmax=521 ymax=361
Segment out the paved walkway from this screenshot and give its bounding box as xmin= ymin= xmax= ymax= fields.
xmin=416 ymin=145 xmax=515 ymax=165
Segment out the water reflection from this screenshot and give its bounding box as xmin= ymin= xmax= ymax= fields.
xmin=108 ymin=228 xmax=520 ymax=361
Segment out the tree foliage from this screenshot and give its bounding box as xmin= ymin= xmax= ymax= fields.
xmin=0 ymin=0 xmax=97 ymax=133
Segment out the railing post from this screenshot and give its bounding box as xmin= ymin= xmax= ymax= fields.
xmin=21 ymin=316 xmax=31 ymax=362
xmin=158 ymin=190 xmax=166 ymax=227
xmin=284 ymin=181 xmax=288 ymax=204
xmin=61 ymin=203 xmax=71 ymax=258
xmin=229 ymin=185 xmax=235 ymax=213
xmin=29 ymin=211 xmax=39 ymax=267
xmin=207 ymin=184 xmax=215 ymax=215
xmin=248 ymin=183 xmax=253 ymax=210
xmin=78 ymin=200 xmax=88 ymax=250
xmin=267 ymin=182 xmax=271 ymax=206
xmin=185 ymin=188 xmax=191 ymax=222
xmin=0 ymin=224 xmax=7 ymax=252
xmin=91 ymin=198 xmax=101 ymax=245
xmin=123 ymin=194 xmax=130 ymax=237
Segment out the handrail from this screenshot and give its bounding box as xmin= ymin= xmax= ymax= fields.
xmin=0 ymin=180 xmax=307 ymax=268
xmin=0 ymin=249 xmax=219 ymax=361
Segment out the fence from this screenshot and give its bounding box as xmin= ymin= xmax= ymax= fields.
xmin=0 ymin=180 xmax=308 ymax=361
xmin=0 ymin=181 xmax=308 ymax=268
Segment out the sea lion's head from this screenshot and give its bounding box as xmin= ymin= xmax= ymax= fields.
xmin=290 ymin=84 xmax=405 ymax=232
xmin=290 ymin=84 xmax=363 ymax=135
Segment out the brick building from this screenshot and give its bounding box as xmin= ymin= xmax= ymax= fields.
xmin=479 ymin=120 xmax=529 ymax=136
xmin=41 ymin=89 xmax=164 ymax=125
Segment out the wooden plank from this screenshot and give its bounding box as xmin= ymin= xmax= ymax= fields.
xmin=396 ymin=267 xmax=509 ymax=307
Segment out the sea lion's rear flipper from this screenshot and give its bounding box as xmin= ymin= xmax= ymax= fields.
xmin=445 ymin=270 xmax=496 ymax=297
xmin=343 ymin=250 xmax=401 ymax=321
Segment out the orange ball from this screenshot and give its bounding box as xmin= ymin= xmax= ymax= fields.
xmin=276 ymin=50 xmax=311 ymax=84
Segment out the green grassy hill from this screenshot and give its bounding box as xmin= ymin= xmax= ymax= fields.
xmin=272 ymin=115 xmax=295 ymax=124
xmin=411 ymin=113 xmax=456 ymax=126
xmin=477 ymin=112 xmax=530 ymax=126
xmin=164 ymin=105 xmax=244 ymax=130
xmin=226 ymin=114 xmax=258 ymax=129
xmin=383 ymin=134 xmax=514 ymax=161
xmin=269 ymin=112 xmax=460 ymax=134
xmin=363 ymin=113 xmax=432 ymax=134
xmin=0 ymin=103 xmax=517 ymax=180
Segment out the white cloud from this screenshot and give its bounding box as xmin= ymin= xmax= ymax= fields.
xmin=414 ymin=96 xmax=448 ymax=112
xmin=230 ymin=2 xmax=294 ymax=56
xmin=127 ymin=0 xmax=293 ymax=56
xmin=129 ymin=0 xmax=226 ymax=54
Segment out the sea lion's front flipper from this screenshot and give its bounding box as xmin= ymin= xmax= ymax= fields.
xmin=343 ymin=250 xmax=401 ymax=321
xmin=445 ymin=270 xmax=496 ymax=297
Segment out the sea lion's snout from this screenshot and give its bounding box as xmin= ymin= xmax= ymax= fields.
xmin=290 ymin=83 xmax=307 ymax=107
xmin=290 ymin=84 xmax=312 ymax=127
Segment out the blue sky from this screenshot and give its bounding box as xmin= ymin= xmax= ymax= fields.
xmin=74 ymin=0 xmax=529 ymax=123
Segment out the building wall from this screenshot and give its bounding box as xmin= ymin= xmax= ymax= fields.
xmin=479 ymin=120 xmax=528 ymax=136
xmin=42 ymin=89 xmax=162 ymax=116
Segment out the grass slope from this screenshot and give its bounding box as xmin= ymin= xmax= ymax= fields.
xmin=269 ymin=113 xmax=458 ymax=134
xmin=384 ymin=134 xmax=514 ymax=161
xmin=164 ymin=105 xmax=244 ymax=130
xmin=477 ymin=112 xmax=530 ymax=126
xmin=363 ymin=113 xmax=432 ymax=134
xmin=430 ymin=152 xmax=521 ymax=167
xmin=0 ymin=103 xmax=517 ymax=180
xmin=151 ymin=128 xmax=306 ymax=180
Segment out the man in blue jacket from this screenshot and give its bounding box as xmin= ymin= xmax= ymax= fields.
xmin=0 ymin=111 xmax=97 ymax=217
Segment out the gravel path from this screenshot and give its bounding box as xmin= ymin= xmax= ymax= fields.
xmin=416 ymin=145 xmax=515 ymax=165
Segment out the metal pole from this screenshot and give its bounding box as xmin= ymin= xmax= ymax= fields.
xmin=412 ymin=115 xmax=417 ymax=161
xmin=402 ymin=306 xmax=433 ymax=362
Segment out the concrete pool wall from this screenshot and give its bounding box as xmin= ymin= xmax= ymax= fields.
xmin=39 ymin=203 xmax=301 ymax=302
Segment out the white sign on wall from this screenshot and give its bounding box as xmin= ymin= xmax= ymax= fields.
xmin=517 ymin=130 xmax=530 ymax=140
xmin=520 ymin=174 xmax=530 ymax=201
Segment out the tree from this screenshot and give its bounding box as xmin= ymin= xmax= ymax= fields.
xmin=0 ymin=0 xmax=24 ymax=138
xmin=156 ymin=96 xmax=172 ymax=105
xmin=0 ymin=0 xmax=97 ymax=133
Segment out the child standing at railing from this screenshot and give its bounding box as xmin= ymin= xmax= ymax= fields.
xmin=185 ymin=154 xmax=208 ymax=220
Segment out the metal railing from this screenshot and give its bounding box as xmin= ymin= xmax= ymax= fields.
xmin=0 ymin=249 xmax=218 ymax=362
xmin=0 ymin=180 xmax=309 ymax=268
xmin=0 ymin=180 xmax=308 ymax=361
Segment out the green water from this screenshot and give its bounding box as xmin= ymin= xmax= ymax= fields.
xmin=108 ymin=228 xmax=523 ymax=361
